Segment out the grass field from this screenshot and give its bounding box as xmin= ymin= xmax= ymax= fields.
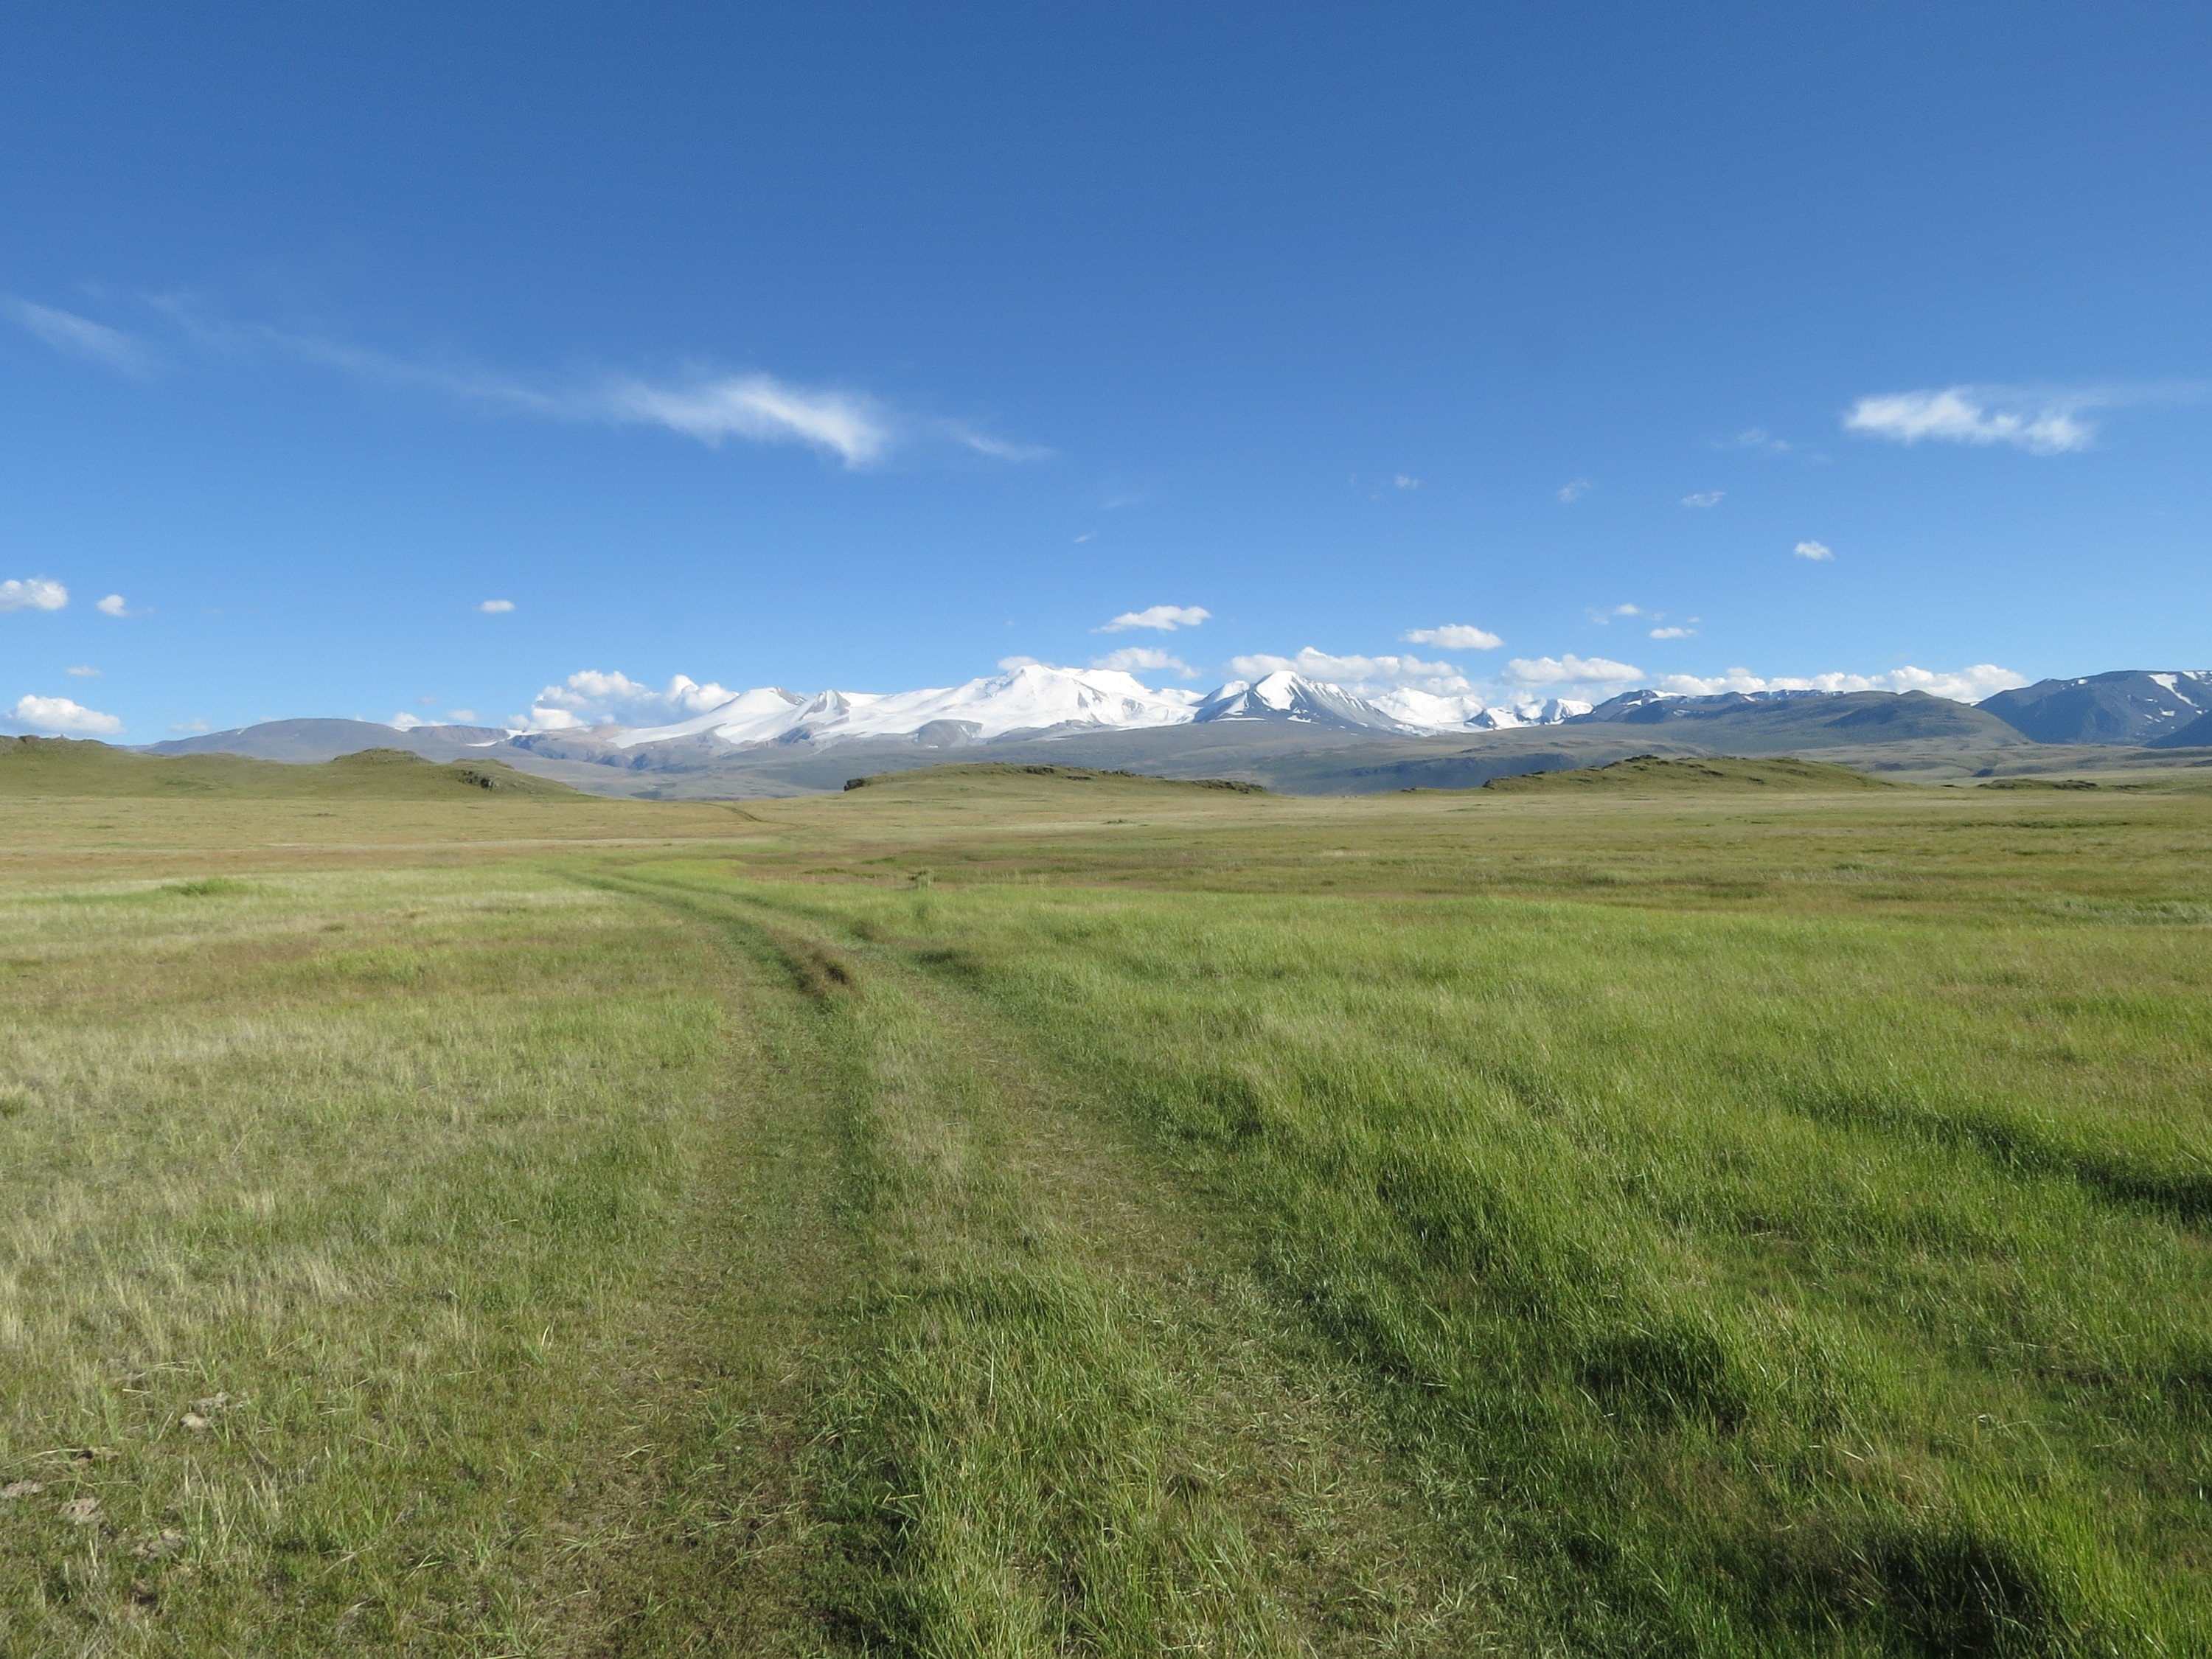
xmin=1 ymin=760 xmax=2208 ymax=1655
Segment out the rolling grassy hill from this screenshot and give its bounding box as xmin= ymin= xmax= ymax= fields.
xmin=0 ymin=737 xmax=580 ymax=799
xmin=1482 ymin=755 xmax=1898 ymax=792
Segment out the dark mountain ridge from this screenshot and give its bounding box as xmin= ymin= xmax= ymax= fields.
xmin=1978 ymin=670 xmax=2212 ymax=745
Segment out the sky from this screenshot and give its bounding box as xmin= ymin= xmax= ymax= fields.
xmin=3 ymin=1 xmax=2208 ymax=739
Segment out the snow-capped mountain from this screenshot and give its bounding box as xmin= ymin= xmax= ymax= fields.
xmin=614 ymin=664 xmax=1203 ymax=749
xmin=580 ymin=664 xmax=1596 ymax=754
xmin=1364 ymin=688 xmax=1593 ymax=731
xmin=1568 ymin=687 xmax=1830 ymax=724
xmin=1190 ymin=672 xmax=1415 ymax=732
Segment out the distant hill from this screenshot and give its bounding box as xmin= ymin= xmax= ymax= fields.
xmin=144 ymin=718 xmax=509 ymax=762
xmin=0 ymin=737 xmax=579 ymax=798
xmin=1568 ymin=689 xmax=2027 ymax=750
xmin=2146 ymin=708 xmax=2212 ymax=750
xmin=1979 ymin=671 xmax=2212 ymax=744
xmin=102 ymin=675 xmax=2212 ymax=801
xmin=1483 ymin=755 xmax=1895 ymax=793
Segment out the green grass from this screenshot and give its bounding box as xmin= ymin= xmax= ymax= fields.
xmin=1 ymin=771 xmax=2208 ymax=1653
xmin=1481 ymin=755 xmax=1897 ymax=791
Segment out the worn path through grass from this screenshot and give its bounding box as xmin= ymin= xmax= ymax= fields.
xmin=599 ymin=866 xmax=1494 ymax=1657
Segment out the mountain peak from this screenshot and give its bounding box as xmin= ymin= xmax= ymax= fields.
xmin=1192 ymin=673 xmax=1413 ymax=731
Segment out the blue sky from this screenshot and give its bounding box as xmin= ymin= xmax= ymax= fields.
xmin=3 ymin=2 xmax=2208 ymax=737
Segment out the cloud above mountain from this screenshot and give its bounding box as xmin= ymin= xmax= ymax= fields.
xmin=1401 ymin=623 xmax=1502 ymax=650
xmin=1091 ymin=646 xmax=1198 ymax=678
xmin=523 ymin=669 xmax=742 ymax=731
xmin=1100 ymin=605 xmax=1209 ymax=633
xmin=1505 ymin=654 xmax=1642 ymax=686
xmin=1657 ymin=664 xmax=2026 ymax=700
xmin=1227 ymin=647 xmax=1470 ymax=694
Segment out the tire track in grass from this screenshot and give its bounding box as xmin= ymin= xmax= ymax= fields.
xmin=544 ymin=876 xmax=855 ymax=1655
xmin=599 ymin=867 xmax=1503 ymax=1657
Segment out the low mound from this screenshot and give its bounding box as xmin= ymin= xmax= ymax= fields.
xmin=1483 ymin=754 xmax=1893 ymax=793
xmin=0 ymin=737 xmax=580 ymax=799
xmin=842 ymin=762 xmax=1267 ymax=795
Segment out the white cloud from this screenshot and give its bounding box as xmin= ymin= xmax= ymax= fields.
xmin=96 ymin=594 xmax=132 ymax=616
xmin=1392 ymin=474 xmax=1420 ymax=490
xmin=1843 ymin=386 xmax=2102 ymax=454
xmin=1655 ymin=664 xmax=2027 ymax=703
xmin=1401 ymin=624 xmax=1503 ymax=651
xmin=10 ymin=693 xmax=122 ymax=735
xmin=1648 ymin=626 xmax=1695 ymax=639
xmin=997 ymin=655 xmax=1042 ymax=672
xmin=1505 ymin=654 xmax=1643 ymax=686
xmin=522 ymin=669 xmax=739 ymax=731
xmin=1793 ymin=540 xmax=1834 ymax=561
xmin=448 ymin=709 xmax=479 ymax=723
xmin=1681 ymin=490 xmax=1725 ymax=508
xmin=1556 ymin=478 xmax=1592 ymax=503
xmin=170 ymin=719 xmax=209 ymax=734
xmin=390 ymin=713 xmax=433 ymax=731
xmin=65 ymin=665 xmax=100 ymax=677
xmin=1 ymin=297 xmax=156 ymax=376
xmin=1091 ymin=646 xmax=1198 ymax=678
xmin=159 ymin=305 xmax=1034 ymax=471
xmin=1726 ymin=428 xmax=1790 ymax=454
xmin=478 ymin=598 xmax=515 ymax=614
xmin=602 ymin=373 xmax=891 ymax=467
xmin=1227 ymin=647 xmax=1471 ymax=695
xmin=1100 ymin=605 xmax=1210 ymax=633
xmin=941 ymin=422 xmax=1054 ymax=463
xmin=0 ymin=577 xmax=68 ymax=613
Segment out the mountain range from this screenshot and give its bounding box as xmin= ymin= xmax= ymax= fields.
xmin=136 ymin=665 xmax=2212 ymax=797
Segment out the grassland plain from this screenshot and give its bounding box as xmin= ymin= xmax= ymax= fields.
xmin=1 ymin=762 xmax=2209 ymax=1654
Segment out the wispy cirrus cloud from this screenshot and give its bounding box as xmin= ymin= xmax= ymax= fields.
xmin=1 ymin=297 xmax=157 ymax=376
xmin=1100 ymin=605 xmax=1209 ymax=633
xmin=939 ymin=422 xmax=1057 ymax=463
xmin=600 ymin=373 xmax=893 ymax=466
xmin=144 ymin=300 xmax=1040 ymax=470
xmin=1722 ymin=428 xmax=1790 ymax=454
